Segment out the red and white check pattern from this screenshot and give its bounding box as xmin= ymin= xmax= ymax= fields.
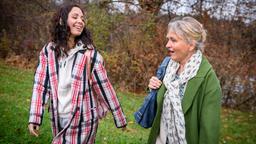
xmin=29 ymin=42 xmax=127 ymax=143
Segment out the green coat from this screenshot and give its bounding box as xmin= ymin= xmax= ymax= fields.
xmin=148 ymin=56 xmax=221 ymax=144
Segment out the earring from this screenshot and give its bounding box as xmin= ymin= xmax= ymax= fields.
xmin=59 ymin=18 xmax=63 ymax=25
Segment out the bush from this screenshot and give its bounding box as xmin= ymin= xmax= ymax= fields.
xmin=0 ymin=29 xmax=10 ymax=58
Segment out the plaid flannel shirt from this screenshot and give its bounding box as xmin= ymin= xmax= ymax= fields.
xmin=29 ymin=42 xmax=127 ymax=143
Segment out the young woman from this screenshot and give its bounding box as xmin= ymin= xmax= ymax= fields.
xmin=28 ymin=3 xmax=127 ymax=143
xmin=147 ymin=17 xmax=221 ymax=144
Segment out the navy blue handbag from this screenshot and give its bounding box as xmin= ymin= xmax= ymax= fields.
xmin=134 ymin=57 xmax=170 ymax=128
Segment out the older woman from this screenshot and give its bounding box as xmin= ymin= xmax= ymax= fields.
xmin=147 ymin=17 xmax=221 ymax=144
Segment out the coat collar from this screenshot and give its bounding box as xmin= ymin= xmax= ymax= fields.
xmin=47 ymin=42 xmax=87 ymax=115
xmin=182 ymin=56 xmax=212 ymax=114
xmin=48 ymin=44 xmax=89 ymax=138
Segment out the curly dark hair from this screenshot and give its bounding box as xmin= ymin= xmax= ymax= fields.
xmin=50 ymin=3 xmax=94 ymax=58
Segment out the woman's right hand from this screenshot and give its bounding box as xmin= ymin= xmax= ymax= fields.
xmin=28 ymin=123 xmax=40 ymax=137
xmin=148 ymin=76 xmax=162 ymax=90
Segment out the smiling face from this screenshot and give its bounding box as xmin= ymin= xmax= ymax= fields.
xmin=166 ymin=30 xmax=195 ymax=65
xmin=67 ymin=7 xmax=85 ymax=38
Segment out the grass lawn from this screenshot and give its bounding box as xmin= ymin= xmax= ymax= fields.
xmin=0 ymin=60 xmax=255 ymax=144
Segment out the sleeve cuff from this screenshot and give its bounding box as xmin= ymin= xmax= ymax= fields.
xmin=112 ymin=107 xmax=127 ymax=128
xmin=29 ymin=114 xmax=42 ymax=126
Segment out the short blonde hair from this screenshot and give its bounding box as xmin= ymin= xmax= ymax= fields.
xmin=168 ymin=16 xmax=207 ymax=51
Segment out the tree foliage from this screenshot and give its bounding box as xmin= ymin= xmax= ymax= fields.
xmin=0 ymin=0 xmax=255 ymax=111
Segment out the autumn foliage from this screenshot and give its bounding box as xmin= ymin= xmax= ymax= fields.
xmin=0 ymin=0 xmax=255 ymax=111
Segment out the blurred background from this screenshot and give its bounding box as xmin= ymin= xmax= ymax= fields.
xmin=0 ymin=0 xmax=255 ymax=143
xmin=1 ymin=0 xmax=255 ymax=111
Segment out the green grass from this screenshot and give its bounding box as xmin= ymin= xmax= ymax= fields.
xmin=220 ymin=109 xmax=256 ymax=144
xmin=0 ymin=60 xmax=255 ymax=144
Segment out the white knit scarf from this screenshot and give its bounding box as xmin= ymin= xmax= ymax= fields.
xmin=162 ymin=50 xmax=202 ymax=144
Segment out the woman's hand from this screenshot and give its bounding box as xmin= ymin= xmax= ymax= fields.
xmin=148 ymin=76 xmax=162 ymax=90
xmin=28 ymin=123 xmax=40 ymax=137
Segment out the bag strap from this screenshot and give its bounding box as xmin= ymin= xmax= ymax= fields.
xmin=85 ymin=49 xmax=97 ymax=84
xmin=85 ymin=50 xmax=92 ymax=82
xmin=157 ymin=56 xmax=171 ymax=80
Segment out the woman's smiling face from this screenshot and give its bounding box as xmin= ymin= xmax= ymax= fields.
xmin=67 ymin=7 xmax=85 ymax=38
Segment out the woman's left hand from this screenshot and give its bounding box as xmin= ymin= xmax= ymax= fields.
xmin=148 ymin=76 xmax=162 ymax=89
